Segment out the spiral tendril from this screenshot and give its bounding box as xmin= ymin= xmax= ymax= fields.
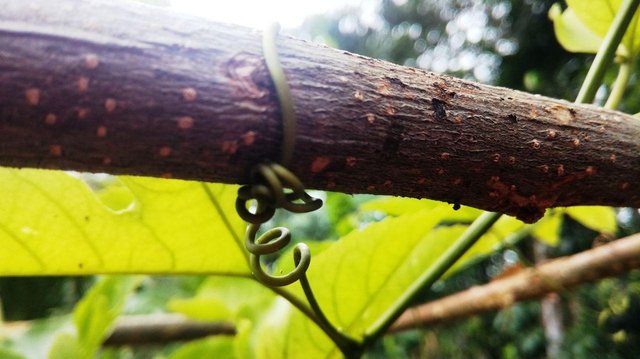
xmin=236 ymin=163 xmax=322 ymax=287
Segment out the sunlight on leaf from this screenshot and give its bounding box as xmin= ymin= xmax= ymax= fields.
xmin=74 ymin=276 xmax=142 ymax=357
xmin=530 ymin=211 xmax=562 ymax=246
xmin=562 ymin=0 xmax=640 ymax=56
xmin=47 ymin=277 xmax=141 ymax=359
xmin=47 ymin=333 xmax=83 ymax=359
xmin=549 ymin=4 xmax=603 ymax=54
xmin=264 ymin=208 xmax=521 ymax=358
xmin=169 ymin=276 xmax=275 ymax=323
xmin=0 ymin=347 xmax=26 ymax=359
xmin=255 ymin=298 xmax=336 ymax=359
xmin=360 ymin=197 xmax=482 ymax=221
xmin=307 ymin=206 xmax=450 ymax=340
xmin=359 ymin=197 xmax=438 ymax=216
xmin=0 ymin=168 xmax=248 ymax=275
xmin=566 ymin=206 xmax=617 ymax=234
xmin=169 ymin=336 xmax=237 ymax=359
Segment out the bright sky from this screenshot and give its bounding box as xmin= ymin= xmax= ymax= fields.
xmin=170 ymin=0 xmax=366 ymax=30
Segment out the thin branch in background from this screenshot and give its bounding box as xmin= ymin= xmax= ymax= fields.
xmin=6 ymin=232 xmax=637 ymax=347
xmin=103 ymin=314 xmax=236 ymax=346
xmin=388 ymin=232 xmax=640 ymax=332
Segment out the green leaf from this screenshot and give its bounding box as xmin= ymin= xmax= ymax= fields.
xmin=258 ymin=207 xmax=522 ymax=358
xmin=360 ymin=197 xmax=482 ymax=221
xmin=565 ymin=0 xmax=640 ymax=56
xmin=255 ymin=300 xmax=337 ymax=359
xmin=170 ymin=277 xmax=276 ymax=358
xmin=306 ymin=206 xmax=452 ymax=340
xmin=530 ymin=211 xmax=563 ymax=246
xmin=359 ymin=197 xmax=438 ymax=216
xmin=47 ymin=333 xmax=83 ymax=359
xmin=169 ymin=336 xmax=237 ymax=359
xmin=0 ymin=168 xmax=247 ymax=275
xmin=566 ymin=206 xmax=617 ymax=233
xmin=549 ymin=4 xmax=604 ymax=54
xmin=0 ymin=346 xmax=26 ymax=359
xmin=167 ymin=297 xmax=232 ymax=322
xmin=169 ymin=276 xmax=275 ymax=323
xmin=73 ymin=276 xmax=143 ymax=357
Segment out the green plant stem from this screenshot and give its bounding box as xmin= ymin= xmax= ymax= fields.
xmin=604 ymin=60 xmax=633 ymax=109
xmin=363 ymin=211 xmax=501 ymax=344
xmin=575 ymin=0 xmax=640 ymax=103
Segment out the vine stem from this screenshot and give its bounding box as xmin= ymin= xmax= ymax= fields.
xmin=575 ymin=0 xmax=640 ymax=104
xmin=360 ymin=1 xmax=639 ymax=347
xmin=604 ymin=59 xmax=633 ymax=109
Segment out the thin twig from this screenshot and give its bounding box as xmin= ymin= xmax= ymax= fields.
xmin=388 ymin=232 xmax=640 ymax=332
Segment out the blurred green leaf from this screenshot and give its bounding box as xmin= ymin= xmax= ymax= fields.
xmin=566 ymin=206 xmax=617 ymax=234
xmin=47 ymin=333 xmax=83 ymax=359
xmin=360 ymin=197 xmax=482 ymax=222
xmin=530 ymin=212 xmax=562 ymax=246
xmin=359 ymin=197 xmax=439 ymax=216
xmin=0 ymin=168 xmax=247 ymax=275
xmin=551 ymin=0 xmax=640 ymax=57
xmin=167 ymin=297 xmax=232 ymax=322
xmin=0 ymin=346 xmax=26 ymax=359
xmin=169 ymin=336 xmax=237 ymax=359
xmin=169 ymin=276 xmax=275 ymax=323
xmin=549 ymin=4 xmax=603 ymax=54
xmin=71 ymin=276 xmax=143 ymax=357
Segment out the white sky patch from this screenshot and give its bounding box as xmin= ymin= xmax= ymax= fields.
xmin=170 ymin=0 xmax=365 ymax=30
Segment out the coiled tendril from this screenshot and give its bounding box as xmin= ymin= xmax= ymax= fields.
xmin=236 ymin=163 xmax=322 ymax=287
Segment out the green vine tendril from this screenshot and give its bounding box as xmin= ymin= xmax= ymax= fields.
xmin=234 ymin=24 xmax=362 ymax=357
xmin=236 ymin=163 xmax=321 ymax=286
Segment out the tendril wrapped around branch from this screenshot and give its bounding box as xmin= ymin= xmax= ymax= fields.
xmin=235 ymin=163 xmax=322 ymax=287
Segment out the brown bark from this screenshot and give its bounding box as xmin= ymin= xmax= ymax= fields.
xmin=0 ymin=0 xmax=638 ymax=222
xmin=389 ymin=232 xmax=640 ymax=332
xmin=102 ymin=314 xmax=236 ymax=346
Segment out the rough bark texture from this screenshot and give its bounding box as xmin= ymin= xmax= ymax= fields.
xmin=389 ymin=232 xmax=640 ymax=332
xmin=1 ymin=0 xmax=639 ymax=222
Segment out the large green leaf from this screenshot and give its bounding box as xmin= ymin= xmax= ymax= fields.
xmin=566 ymin=206 xmax=617 ymax=234
xmin=255 ymin=207 xmax=521 ymax=358
xmin=564 ymin=0 xmax=640 ymax=56
xmin=307 ymin=206 xmax=450 ymax=341
xmin=549 ymin=4 xmax=604 ymax=53
xmin=0 ymin=168 xmax=247 ymax=275
xmin=47 ymin=333 xmax=83 ymax=359
xmin=530 ymin=211 xmax=562 ymax=246
xmin=255 ymin=300 xmax=335 ymax=359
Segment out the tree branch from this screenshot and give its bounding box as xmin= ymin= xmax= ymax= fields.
xmin=103 ymin=314 xmax=235 ymax=346
xmin=389 ymin=232 xmax=640 ymax=332
xmin=0 ymin=0 xmax=638 ymax=222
